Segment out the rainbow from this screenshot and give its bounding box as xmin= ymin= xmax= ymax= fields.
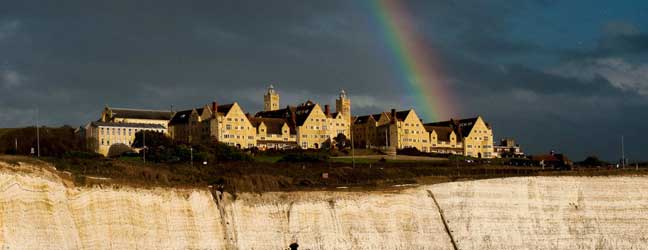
xmin=371 ymin=0 xmax=457 ymax=121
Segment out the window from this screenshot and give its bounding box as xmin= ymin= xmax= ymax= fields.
xmin=302 ymin=134 xmax=307 ymax=138
xmin=226 ymin=124 xmax=232 ymax=130
xmin=101 ymin=139 xmax=104 ymax=145
xmin=322 ymin=126 xmax=327 ymax=130
xmin=227 ymin=118 xmax=232 ymax=121
xmin=101 ymin=128 xmax=104 ymax=135
xmin=302 ymin=142 xmax=308 ymax=148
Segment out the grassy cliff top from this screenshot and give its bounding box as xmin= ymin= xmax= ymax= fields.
xmin=1 ymin=154 xmax=647 ymax=194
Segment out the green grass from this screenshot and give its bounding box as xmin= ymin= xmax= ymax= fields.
xmin=253 ymin=155 xmax=284 ymax=163
xmin=118 ymin=156 xmax=143 ymax=163
xmin=329 ymin=157 xmax=380 ymax=164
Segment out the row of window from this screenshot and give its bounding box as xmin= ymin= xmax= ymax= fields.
xmin=100 ymin=139 xmax=131 ymax=146
xmin=301 ymin=134 xmax=331 ymax=139
xmin=100 ymin=127 xmax=162 ymax=136
xmin=222 ymin=134 xmax=255 ymax=140
xmin=225 ymin=124 xmax=250 ymax=130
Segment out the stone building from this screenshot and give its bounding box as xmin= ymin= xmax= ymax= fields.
xmin=352 ymin=109 xmax=495 ymax=158
xmin=167 ymin=86 xmax=352 ymax=150
xmin=85 ymin=106 xmax=173 ymax=156
xmin=168 ymin=102 xmax=257 ymax=148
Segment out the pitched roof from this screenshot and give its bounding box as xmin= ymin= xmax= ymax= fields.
xmin=107 ymin=107 xmax=173 ymax=120
xmin=91 ymin=121 xmax=166 ymax=129
xmin=216 ymin=104 xmax=234 ymax=115
xmin=255 ymin=102 xmax=318 ymax=127
xmin=195 ymin=108 xmax=206 ymax=116
xmin=425 ymin=125 xmax=454 ymax=141
xmin=168 ymin=109 xmax=193 ymax=126
xmin=353 ymin=115 xmax=375 ymax=124
xmin=249 ymin=117 xmax=293 ymax=134
xmin=371 ymin=113 xmax=384 ymax=121
xmin=424 ymin=117 xmax=481 ymax=139
xmin=394 ymin=110 xmax=411 ymax=121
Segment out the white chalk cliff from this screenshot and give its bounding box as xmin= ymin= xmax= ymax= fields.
xmin=1 ymin=160 xmax=647 ymax=249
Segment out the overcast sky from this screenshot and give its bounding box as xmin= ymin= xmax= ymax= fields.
xmin=1 ymin=0 xmax=647 ymax=161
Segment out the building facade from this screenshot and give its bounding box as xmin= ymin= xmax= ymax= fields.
xmin=493 ymin=138 xmax=524 ymax=158
xmin=85 ymin=106 xmax=173 ymax=156
xmin=352 ymin=109 xmax=495 ymax=158
xmin=167 ymin=86 xmax=352 ymax=150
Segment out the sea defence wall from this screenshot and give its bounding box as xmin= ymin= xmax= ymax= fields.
xmin=0 ymin=160 xmax=647 ymax=249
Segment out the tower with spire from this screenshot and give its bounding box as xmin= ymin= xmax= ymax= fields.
xmin=335 ymin=89 xmax=351 ymax=123
xmin=264 ymin=84 xmax=280 ymax=111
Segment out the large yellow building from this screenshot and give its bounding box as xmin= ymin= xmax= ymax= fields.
xmin=85 ymin=106 xmax=173 ymax=156
xmin=167 ymin=86 xmax=351 ymax=150
xmin=353 ymin=108 xmax=495 ymax=158
xmin=169 ymin=102 xmax=257 ymax=148
xmin=86 ymin=86 xmax=494 ymax=158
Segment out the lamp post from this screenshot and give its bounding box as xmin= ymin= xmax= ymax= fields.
xmin=36 ymin=107 xmax=40 ymax=158
xmin=350 ymin=128 xmax=355 ymax=168
xmin=143 ymin=130 xmax=146 ymax=164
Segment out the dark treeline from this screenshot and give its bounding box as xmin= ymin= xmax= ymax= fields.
xmin=0 ymin=126 xmax=88 ymax=157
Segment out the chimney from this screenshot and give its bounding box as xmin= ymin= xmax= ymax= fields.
xmin=324 ymin=105 xmax=330 ymax=116
xmin=290 ymin=109 xmax=297 ymax=125
xmin=212 ymin=101 xmax=218 ymax=118
xmin=391 ymin=109 xmax=396 ymax=124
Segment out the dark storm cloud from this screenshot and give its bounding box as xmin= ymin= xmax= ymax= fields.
xmin=1 ymin=0 xmax=647 ymax=161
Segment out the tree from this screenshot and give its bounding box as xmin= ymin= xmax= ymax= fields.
xmin=131 ymin=131 xmax=172 ymax=148
xmin=579 ymin=156 xmax=608 ymax=167
xmin=0 ymin=126 xmax=86 ymax=157
xmin=333 ymin=133 xmax=350 ymax=150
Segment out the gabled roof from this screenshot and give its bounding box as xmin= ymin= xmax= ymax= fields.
xmin=168 ymin=109 xmax=193 ymax=126
xmin=255 ymin=101 xmax=318 ymax=127
xmin=371 ymin=113 xmax=384 ymax=121
xmin=353 ymin=115 xmax=376 ymax=124
xmin=424 ymin=125 xmax=454 ymax=141
xmin=107 ymin=107 xmax=173 ymax=120
xmin=249 ymin=117 xmax=293 ymax=135
xmin=424 ymin=117 xmax=481 ymax=139
xmin=195 ymin=108 xmax=206 ymax=116
xmin=394 ymin=110 xmax=411 ymax=121
xmin=216 ymin=104 xmax=234 ymax=115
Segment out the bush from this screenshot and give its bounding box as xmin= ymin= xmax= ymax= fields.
xmin=397 ymin=147 xmax=424 ymax=156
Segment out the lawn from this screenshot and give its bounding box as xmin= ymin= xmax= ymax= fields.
xmin=253 ymin=155 xmax=284 ymax=163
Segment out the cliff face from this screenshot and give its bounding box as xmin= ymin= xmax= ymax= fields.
xmin=1 ymin=160 xmax=647 ymax=250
